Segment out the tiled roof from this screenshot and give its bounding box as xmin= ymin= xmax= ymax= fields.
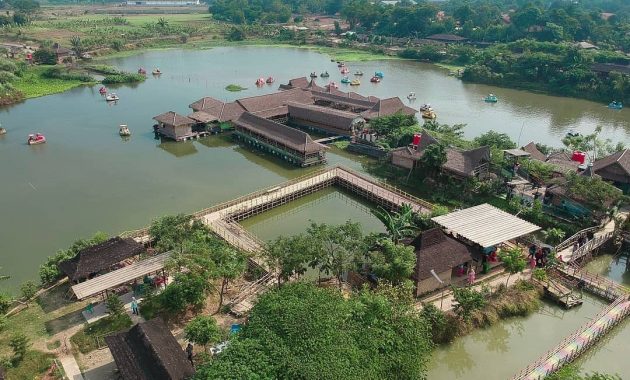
xmin=287 ymin=102 xmax=365 ymax=132
xmin=153 ymin=111 xmax=195 ymax=127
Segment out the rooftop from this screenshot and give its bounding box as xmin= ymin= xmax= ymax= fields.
xmin=521 ymin=142 xmax=547 ymax=161
xmin=443 ymin=146 xmax=490 ymax=177
xmin=432 ymin=203 xmax=541 ymax=247
xmin=287 ymin=102 xmax=365 ymax=132
xmin=412 ymin=228 xmax=471 ymax=281
xmin=153 ymin=111 xmax=195 ymax=127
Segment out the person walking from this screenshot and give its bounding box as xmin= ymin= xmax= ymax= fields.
xmin=131 ymin=297 xmax=139 ymax=315
xmin=186 ymin=342 xmax=194 ymax=367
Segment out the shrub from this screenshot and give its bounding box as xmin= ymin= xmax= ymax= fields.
xmin=9 ymin=332 xmax=31 ymax=363
xmin=20 ymin=281 xmax=38 ymax=301
xmin=184 ymin=316 xmax=222 ymax=349
xmin=70 ymin=314 xmax=132 ymax=354
xmin=0 ymin=291 xmax=13 ymax=314
xmin=33 ymin=49 xmax=57 ymax=65
xmin=102 ymin=73 xmax=145 ymax=84
xmin=0 ymin=314 xmax=6 ymax=331
xmin=420 ymin=304 xmax=460 ymax=344
xmin=106 ymin=295 xmax=125 ymax=316
xmin=451 ymin=286 xmax=486 ymax=320
xmin=227 ymin=27 xmax=245 ymax=41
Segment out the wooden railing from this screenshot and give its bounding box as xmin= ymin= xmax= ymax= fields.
xmin=555 ymin=226 xmax=600 ymax=253
xmin=568 ymin=232 xmax=613 ymax=264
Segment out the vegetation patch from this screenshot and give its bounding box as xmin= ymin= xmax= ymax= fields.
xmin=70 ymin=314 xmax=132 ymax=354
xmin=3 ymin=350 xmax=57 ymax=380
xmin=225 ymin=84 xmax=247 ymax=92
xmin=85 ymin=64 xmax=120 ymax=75
xmin=13 ymin=66 xmax=94 ymax=99
xmin=102 ymin=72 xmax=146 ymax=84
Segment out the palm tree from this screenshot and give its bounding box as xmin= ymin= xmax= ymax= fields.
xmin=70 ymin=35 xmax=84 ymax=58
xmin=156 ymin=18 xmax=169 ymax=29
xmin=373 ymin=204 xmax=417 ymax=244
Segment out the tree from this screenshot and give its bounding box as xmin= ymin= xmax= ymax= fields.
xmin=11 ymin=0 xmax=39 ymax=14
xmin=263 ymin=234 xmax=315 ymax=287
xmin=213 ymin=243 xmax=247 ymax=312
xmin=498 ymin=247 xmax=527 ymax=286
xmin=307 ymin=221 xmax=363 ymax=288
xmin=227 ymin=27 xmax=245 ymax=41
xmin=369 ymin=238 xmax=416 ymax=284
xmin=20 ymin=280 xmax=37 ymax=302
xmin=9 ymin=332 xmax=30 ymax=363
xmin=419 ymin=143 xmax=447 ymax=176
xmin=184 ymin=316 xmax=222 ymax=352
xmin=473 ymin=130 xmax=516 ymax=150
xmin=373 ymin=204 xmax=417 ymax=244
xmin=70 ymin=35 xmax=84 ymax=58
xmin=33 ymin=48 xmax=57 ymax=65
xmin=149 ymin=214 xmax=207 ymax=253
xmin=0 ymin=291 xmax=12 ymax=314
xmin=452 ymin=286 xmax=485 ymax=320
xmin=543 ymin=228 xmax=566 ymax=246
xmin=334 ymin=20 xmax=342 ymax=36
xmin=106 ymin=294 xmax=125 ymax=317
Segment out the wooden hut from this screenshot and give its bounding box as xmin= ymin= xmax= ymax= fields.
xmin=287 ymin=102 xmax=366 ymax=136
xmin=412 ymin=228 xmax=472 ymax=296
xmin=442 ymin=146 xmax=491 ymax=179
xmin=105 ymin=318 xmax=194 ymax=380
xmin=390 ymin=131 xmax=438 ymax=169
xmin=233 ymin=112 xmax=327 ymax=167
xmin=360 ymin=97 xmax=417 ymax=120
xmin=153 ymin=112 xmax=196 ymax=141
xmin=58 ymin=237 xmax=144 ymax=283
xmin=593 ymin=149 xmax=630 ymax=193
xmin=188 ymin=111 xmax=219 ymax=133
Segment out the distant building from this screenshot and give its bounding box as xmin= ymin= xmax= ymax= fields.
xmin=426 ymin=34 xmax=468 ymax=44
xmin=126 ymin=0 xmax=199 ymax=5
xmin=153 ymin=111 xmax=196 ymax=141
xmin=575 ymin=41 xmax=598 ymax=50
xmin=287 ymin=102 xmax=366 ymax=136
xmin=591 ymin=63 xmax=630 ymax=76
xmin=593 ymin=149 xmax=630 ymax=194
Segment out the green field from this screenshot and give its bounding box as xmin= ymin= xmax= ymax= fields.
xmin=13 ymin=66 xmax=94 ymax=99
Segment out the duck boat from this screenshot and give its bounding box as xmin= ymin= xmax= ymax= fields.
xmin=27 ymin=133 xmax=46 ymax=145
xmin=99 ymin=86 xmax=107 ymax=95
xmin=374 ymin=71 xmax=384 ymax=78
xmin=327 ymin=81 xmax=338 ymax=89
xmin=608 ymin=101 xmax=623 ymax=110
xmin=370 ymin=76 xmax=380 ymax=83
xmin=420 ymin=103 xmax=431 ymax=112
xmin=0 ymin=127 xmax=6 ymax=135
xmin=337 ymin=62 xmax=345 ymax=68
xmin=340 ymin=76 xmax=350 ymax=84
xmin=566 ymin=129 xmax=581 ymax=138
xmin=340 ymin=67 xmax=349 ymax=74
xmin=119 ymin=125 xmax=131 ymax=137
xmin=350 ymin=79 xmax=360 ymax=86
xmin=106 ymin=93 xmax=119 ymax=101
xmin=255 ymin=78 xmax=265 ymax=86
xmin=354 ymin=71 xmax=363 ymax=76
xmin=484 ymin=94 xmax=498 ymax=103
xmin=407 ymin=92 xmax=416 ymax=100
xmin=152 ymin=69 xmax=162 ymax=75
xmin=320 ymin=71 xmax=330 ymax=78
xmin=310 ymin=72 xmax=318 ymax=78
xmin=421 ymin=110 xmax=437 ymax=119
xmin=266 ymin=76 xmax=274 ymax=84
xmin=138 ymin=68 xmax=146 ymax=75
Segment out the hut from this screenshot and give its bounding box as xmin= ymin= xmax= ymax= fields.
xmin=360 ymin=97 xmax=417 ymax=120
xmin=188 ymin=96 xmax=224 ymax=113
xmin=442 ymin=146 xmax=491 ymax=179
xmin=153 ymin=112 xmax=196 ymax=141
xmin=593 ymin=149 xmax=630 ymax=193
xmin=105 ymin=318 xmax=194 ymax=380
xmin=58 ymin=237 xmax=144 ymax=283
xmin=236 ymin=88 xmax=314 ymax=121
xmin=233 ymin=112 xmax=327 ymax=167
xmin=412 ymin=228 xmax=472 ymax=296
xmin=390 ymin=131 xmax=438 ymax=169
xmin=287 ymin=102 xmax=366 ymax=136
xmin=52 ymin=43 xmax=72 ymax=63
xmin=521 ymin=142 xmax=547 ymax=162
xmin=188 ymin=111 xmax=220 ymax=133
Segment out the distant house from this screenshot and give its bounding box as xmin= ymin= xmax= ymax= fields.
xmin=426 ymin=34 xmax=468 ymax=44
xmin=412 ymin=228 xmax=472 ymax=296
xmin=593 ymin=149 xmax=630 ymax=194
xmin=52 ymin=43 xmax=72 ymax=64
xmin=600 ymin=12 xmax=616 ymax=21
xmin=153 ymin=111 xmax=196 ymax=141
xmin=442 ymin=146 xmax=491 ymax=179
xmin=287 ymin=102 xmax=366 ymax=136
xmin=105 ymin=318 xmax=194 ymax=380
xmin=546 ymin=151 xmax=581 ymax=176
xmin=521 ymin=141 xmax=547 ymax=162
xmin=361 ymin=97 xmax=417 ymax=120
xmin=575 ymin=41 xmax=598 ymax=50
xmin=233 ymin=112 xmax=327 ymax=167
xmin=591 ymin=63 xmax=630 ymax=76
xmin=58 ymin=237 xmax=144 ymax=283
xmin=390 ymin=131 xmax=438 ymax=169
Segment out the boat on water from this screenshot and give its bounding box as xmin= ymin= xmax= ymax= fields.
xmin=338 ymin=62 xmax=345 ymax=68
xmin=310 ymin=72 xmax=318 ymax=78
xmin=420 ymin=103 xmax=431 ymax=112
xmin=608 ymin=101 xmax=623 ymax=110
xmin=119 ymin=125 xmax=131 ymax=137
xmin=152 ymin=68 xmax=162 ymax=75
xmin=320 ymin=71 xmax=330 ymax=78
xmin=27 ymin=133 xmax=46 ymax=145
xmin=350 ymin=79 xmax=360 ymax=86
xmin=266 ymin=76 xmax=274 ymax=84
xmin=0 ymin=127 xmax=6 ymax=135
xmin=255 ymin=77 xmax=265 ymax=86
xmin=138 ymin=67 xmax=146 ymax=75
xmin=341 ymin=76 xmax=350 ymax=84
xmin=407 ymin=92 xmax=416 ymax=100
xmin=106 ymin=93 xmax=119 ymax=101
xmin=374 ymin=71 xmax=384 ymax=78
xmin=566 ymin=129 xmax=581 ymax=138
xmin=99 ymin=86 xmax=107 ymax=95
xmin=340 ymin=67 xmax=349 ymax=74
xmin=484 ymin=94 xmax=498 ymax=103
xmin=370 ymin=76 xmax=380 ymax=83
xmin=327 ymin=81 xmax=338 ymax=89
xmin=354 ymin=71 xmax=363 ymax=76
xmin=422 ymin=110 xmax=437 ymax=119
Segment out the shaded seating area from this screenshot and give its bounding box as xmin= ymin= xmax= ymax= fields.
xmin=287 ymin=102 xmax=366 ymax=136
xmin=59 ymin=237 xmax=144 ymax=283
xmin=412 ymin=228 xmax=473 ymax=296
xmin=105 ymin=318 xmax=194 ymax=380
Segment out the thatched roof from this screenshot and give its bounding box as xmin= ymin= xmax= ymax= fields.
xmin=547 ymin=151 xmax=580 ymax=173
xmin=311 ymin=90 xmax=377 ymax=109
xmin=593 ymin=149 xmax=630 ymax=183
xmin=443 ymin=146 xmax=490 ymax=177
xmin=591 ymin=63 xmax=630 ymax=75
xmin=390 ymin=131 xmax=439 ymax=160
xmin=287 ymin=102 xmax=365 ymax=132
xmin=236 ymin=88 xmax=313 ymax=114
xmin=522 ymin=142 xmax=547 ymax=161
xmin=153 ymin=112 xmax=195 ymax=127
xmin=105 ymin=318 xmax=194 ymax=380
xmin=361 ymin=97 xmax=417 ymax=119
xmin=58 ymin=237 xmax=144 ymax=282
xmin=234 ymin=112 xmax=327 ymax=154
xmin=188 ymin=111 xmax=217 ymax=123
xmin=188 ymin=97 xmax=224 ymax=113
xmin=412 ymin=228 xmax=471 ymax=280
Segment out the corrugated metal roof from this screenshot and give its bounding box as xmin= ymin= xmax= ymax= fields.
xmin=71 ymin=252 xmax=171 ymax=300
xmin=431 ymin=203 xmax=540 ymax=247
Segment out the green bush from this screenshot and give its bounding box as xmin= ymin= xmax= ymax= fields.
xmin=70 ymin=314 xmax=132 ymax=354
xmin=33 ymin=49 xmax=57 ymax=65
xmin=85 ymin=64 xmax=120 ymax=75
xmin=41 ymin=67 xmax=94 ymax=82
xmin=0 ymin=291 xmax=13 ymax=314
xmin=102 ymin=73 xmax=145 ymax=84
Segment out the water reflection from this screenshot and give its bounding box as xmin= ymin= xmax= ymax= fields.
xmin=157 ymin=140 xmax=197 ymax=157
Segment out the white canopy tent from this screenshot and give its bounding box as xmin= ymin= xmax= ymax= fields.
xmin=431 ymin=203 xmax=541 ymax=247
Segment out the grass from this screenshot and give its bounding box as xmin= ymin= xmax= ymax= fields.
xmin=13 ymin=66 xmax=95 ymax=99
xmin=70 ymin=314 xmax=132 ymax=354
xmin=4 ymin=350 xmax=57 ymax=380
xmin=225 ymin=84 xmax=247 ymax=92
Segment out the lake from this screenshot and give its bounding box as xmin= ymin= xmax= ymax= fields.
xmin=0 ymin=46 xmax=628 ymax=288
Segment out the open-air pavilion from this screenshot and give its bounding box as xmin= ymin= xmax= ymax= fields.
xmin=431 ymin=203 xmax=541 ymax=248
xmin=71 ymin=252 xmax=172 ymax=300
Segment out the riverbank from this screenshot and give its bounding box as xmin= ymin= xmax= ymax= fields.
xmin=13 ymin=66 xmax=96 ymax=100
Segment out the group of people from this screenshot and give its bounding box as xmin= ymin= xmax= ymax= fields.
xmin=528 ymin=244 xmax=552 ymax=268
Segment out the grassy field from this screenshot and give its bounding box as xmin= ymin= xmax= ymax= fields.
xmin=13 ymin=66 xmax=94 ymax=99
xmin=4 ymin=350 xmax=59 ymax=380
xmin=70 ymin=314 xmax=132 ymax=354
